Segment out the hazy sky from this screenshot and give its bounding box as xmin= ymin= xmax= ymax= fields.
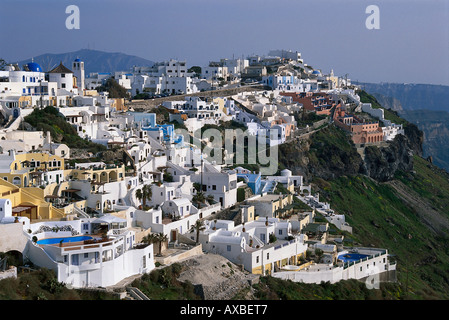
xmin=1 ymin=0 xmax=448 ymax=85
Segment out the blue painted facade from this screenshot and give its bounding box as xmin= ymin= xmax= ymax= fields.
xmin=133 ymin=112 xmax=157 ymax=127
xmin=237 ymin=172 xmax=262 ymax=194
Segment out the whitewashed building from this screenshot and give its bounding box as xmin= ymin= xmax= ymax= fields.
xmin=25 ymin=215 xmax=155 ymax=288
xmin=198 ymin=217 xmax=308 ymax=274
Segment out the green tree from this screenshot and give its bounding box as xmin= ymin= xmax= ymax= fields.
xmin=206 ymin=194 xmax=215 ymax=204
xmin=156 ymin=233 xmax=168 ymax=256
xmin=135 ymin=188 xmax=143 ymax=206
xmin=315 ymin=249 xmax=324 ymax=263
xmin=192 ymin=192 xmax=206 ymax=206
xmin=0 ymin=58 xmax=7 ymax=71
xmin=96 ymin=77 xmax=129 ymax=98
xmin=190 ymin=219 xmax=205 ymax=244
xmin=136 ymin=184 xmax=152 ymax=208
xmin=163 ymin=172 xmax=173 ymax=182
xmin=188 ymin=66 xmax=201 ymax=77
xmin=142 ymin=184 xmax=152 ymax=207
xmin=142 ymin=233 xmax=157 ymax=245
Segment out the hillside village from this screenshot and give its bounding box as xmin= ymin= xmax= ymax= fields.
xmin=0 ymin=49 xmax=403 ymax=297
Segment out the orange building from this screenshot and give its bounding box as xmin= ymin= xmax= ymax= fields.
xmin=280 ymin=91 xmax=336 ymax=115
xmin=333 ymin=105 xmax=383 ymax=144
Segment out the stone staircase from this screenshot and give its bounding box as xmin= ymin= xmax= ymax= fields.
xmin=125 ymin=286 xmax=150 ymax=300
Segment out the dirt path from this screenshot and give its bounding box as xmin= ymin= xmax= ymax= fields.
xmin=386 ymin=179 xmax=449 ymax=236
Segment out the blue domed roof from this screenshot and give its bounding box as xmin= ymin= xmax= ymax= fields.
xmin=74 ymin=58 xmax=82 ymax=62
xmin=27 ymin=62 xmax=42 ymax=72
xmin=312 ymin=70 xmax=321 ymax=75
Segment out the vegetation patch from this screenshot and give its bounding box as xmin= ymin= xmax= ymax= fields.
xmin=131 ymin=263 xmax=201 ymax=300
xmin=24 ymin=106 xmax=106 ymax=154
xmin=253 ymin=276 xmax=404 ymax=300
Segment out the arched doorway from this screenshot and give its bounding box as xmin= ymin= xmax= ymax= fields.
xmin=109 ymin=171 xmax=117 ymax=182
xmin=0 ymin=250 xmax=24 ymax=268
xmin=12 ymin=177 xmax=21 ymax=186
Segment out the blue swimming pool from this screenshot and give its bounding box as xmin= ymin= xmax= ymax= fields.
xmin=338 ymin=253 xmax=370 ymax=263
xmin=37 ymin=235 xmax=93 ymax=245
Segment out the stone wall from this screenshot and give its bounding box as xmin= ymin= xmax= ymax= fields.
xmin=156 ymin=244 xmax=203 ymax=265
xmin=127 ymin=85 xmax=267 ymax=110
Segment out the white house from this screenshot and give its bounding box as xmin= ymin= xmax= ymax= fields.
xmin=198 ymin=217 xmax=308 ymax=274
xmin=161 ymin=198 xmax=197 ymax=219
xmin=272 ymin=247 xmax=396 ymax=285
xmin=25 ymin=215 xmax=155 ymax=288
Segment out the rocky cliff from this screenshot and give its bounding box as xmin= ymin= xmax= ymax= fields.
xmin=362 ymin=135 xmax=414 ymax=182
xmin=278 ymin=126 xmax=365 ymax=182
xmin=401 ymin=110 xmax=449 ymax=171
xmin=278 ymin=114 xmax=423 ymax=184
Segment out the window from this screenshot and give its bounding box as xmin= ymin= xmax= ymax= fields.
xmin=71 ymin=254 xmax=79 ymax=266
xmin=256 ymin=256 xmax=259 ymax=263
xmin=279 ymin=230 xmax=283 ymax=235
xmin=212 ymin=185 xmax=216 ymax=190
xmin=227 ymin=245 xmax=231 ymax=252
xmin=84 ymin=253 xmax=88 ymax=258
xmin=61 ymin=73 xmax=65 ymax=78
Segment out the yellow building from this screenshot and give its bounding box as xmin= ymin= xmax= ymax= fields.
xmin=241 ymin=204 xmax=256 ymax=223
xmin=69 ymin=163 xmax=126 ymax=184
xmin=248 ymin=193 xmax=293 ymax=219
xmin=0 ymin=178 xmax=65 ymax=221
xmin=0 ymin=151 xmax=65 ymax=188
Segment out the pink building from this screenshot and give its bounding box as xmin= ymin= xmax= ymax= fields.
xmin=333 ymin=105 xmax=383 ymax=144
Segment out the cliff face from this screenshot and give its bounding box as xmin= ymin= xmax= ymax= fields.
xmin=370 ymin=92 xmax=404 ymax=112
xmin=401 ymin=110 xmax=449 ymax=171
xmin=278 ymin=126 xmax=365 ymax=182
xmin=362 ymin=135 xmax=414 ymax=182
xmin=278 ymin=119 xmax=424 ymax=184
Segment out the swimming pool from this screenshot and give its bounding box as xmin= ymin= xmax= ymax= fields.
xmin=36 ymin=235 xmax=93 ymax=245
xmin=338 ymin=253 xmax=370 ymax=263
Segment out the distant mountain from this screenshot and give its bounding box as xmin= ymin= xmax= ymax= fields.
xmin=358 ymin=82 xmax=449 ymax=112
xmin=16 ymin=49 xmax=154 ymax=74
xmin=358 ymin=82 xmax=449 ymax=172
xmin=400 ymin=109 xmax=449 ymax=172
